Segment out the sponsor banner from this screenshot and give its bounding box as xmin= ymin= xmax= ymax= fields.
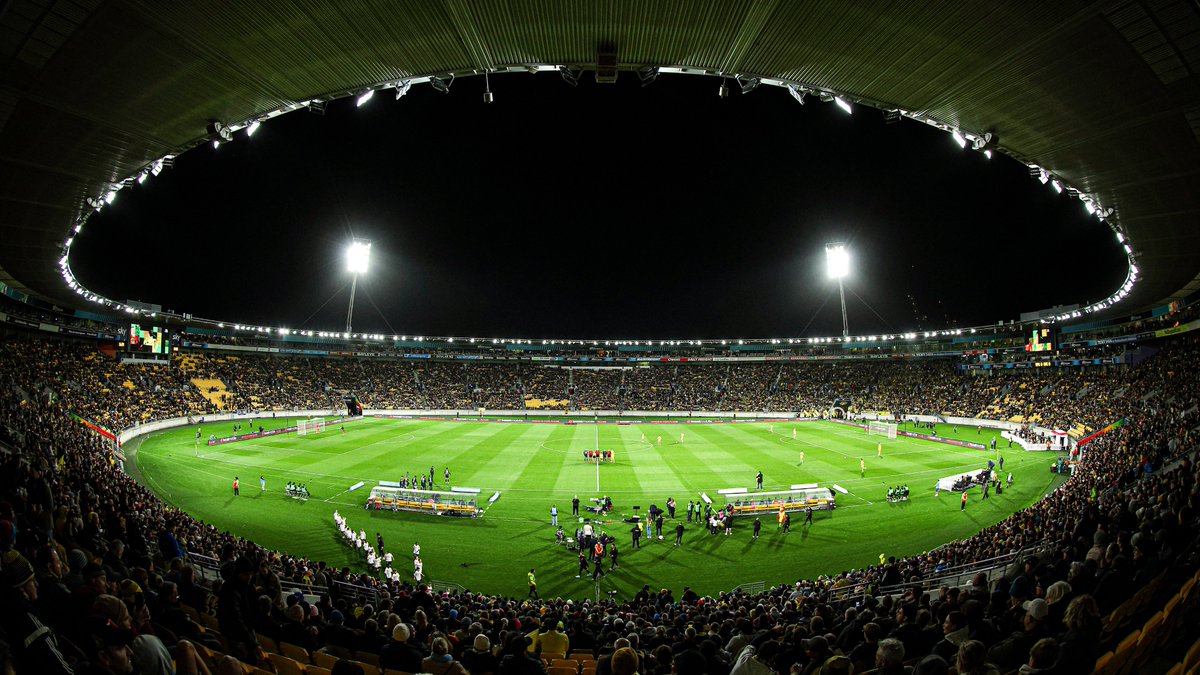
xmin=404 ymin=353 xmax=431 ymax=359
xmin=279 ymin=348 xmax=328 ymax=356
xmin=454 ymin=355 xmax=484 ymax=360
xmin=1156 ymin=319 xmax=1200 ymax=338
xmin=899 ymin=431 xmax=986 ymax=449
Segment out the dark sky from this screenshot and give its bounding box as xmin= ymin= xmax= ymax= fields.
xmin=71 ymin=72 xmax=1127 ymax=341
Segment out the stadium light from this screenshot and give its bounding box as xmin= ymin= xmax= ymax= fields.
xmin=355 ymin=89 xmax=375 ymax=107
xmin=826 ymin=243 xmax=850 ymax=340
xmin=834 ymin=97 xmax=852 ymax=114
xmin=345 ymin=239 xmax=372 ymax=334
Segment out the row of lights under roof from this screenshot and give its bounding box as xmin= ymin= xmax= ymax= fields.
xmin=207 ymin=326 xmax=995 ymax=346
xmin=60 ymin=66 xmax=1137 ymax=337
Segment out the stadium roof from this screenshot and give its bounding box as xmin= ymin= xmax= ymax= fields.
xmin=2 ymin=1 xmax=1199 ymax=318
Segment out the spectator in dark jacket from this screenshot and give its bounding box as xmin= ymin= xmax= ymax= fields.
xmin=379 ymin=623 xmax=424 ymax=673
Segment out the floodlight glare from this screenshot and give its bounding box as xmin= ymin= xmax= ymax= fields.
xmin=346 ymin=240 xmax=372 ymax=273
xmin=825 ymin=244 xmax=850 ymax=279
xmin=834 ymin=97 xmax=852 ymax=114
xmin=356 ymin=89 xmax=375 ymax=107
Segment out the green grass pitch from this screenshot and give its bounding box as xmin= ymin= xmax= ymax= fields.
xmin=129 ymin=417 xmax=1067 ymax=598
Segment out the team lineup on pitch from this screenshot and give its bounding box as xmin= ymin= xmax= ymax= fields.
xmin=132 ymin=416 xmax=1067 ymax=597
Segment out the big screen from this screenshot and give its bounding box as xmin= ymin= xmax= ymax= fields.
xmin=128 ymin=324 xmax=169 ymax=354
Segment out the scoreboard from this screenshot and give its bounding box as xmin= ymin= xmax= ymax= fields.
xmin=1025 ymin=328 xmax=1055 ymax=353
xmin=127 ymin=324 xmax=169 ymax=354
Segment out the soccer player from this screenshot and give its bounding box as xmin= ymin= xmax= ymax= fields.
xmin=259 ymin=475 xmax=266 ymax=491
xmin=413 ymin=542 xmax=421 ymax=560
xmin=860 ymin=459 xmax=866 ymax=478
xmin=527 ymin=569 xmax=538 ymax=598
xmin=679 ymin=431 xmax=685 ymax=443
xmin=960 ymin=491 xmax=968 ymax=511
xmin=792 ymin=428 xmax=797 ymax=440
xmin=195 ymin=429 xmax=201 ymax=447
xmin=576 ymin=550 xmax=588 ymax=578
xmin=675 ymin=522 xmax=685 ymax=546
xmin=753 ymin=517 xmax=761 ymax=539
xmin=756 ymin=471 xmax=764 ymax=490
xmin=572 ymin=496 xmax=580 ymax=516
xmin=341 ymin=424 xmax=345 ymax=435
xmin=444 ymin=467 xmax=450 ymax=486
xmin=877 ymin=442 xmax=883 ymax=458
xmin=233 ymin=477 xmax=239 ymax=496
xmin=551 ymin=504 xmax=558 ymax=527
xmin=804 ymin=506 xmax=814 ymax=526
xmin=656 ymin=435 xmax=662 ymax=446
xmin=640 ymin=432 xmax=646 ymax=443
xmin=799 ymin=450 xmax=805 ymax=465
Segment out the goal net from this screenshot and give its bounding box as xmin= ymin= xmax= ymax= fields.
xmin=298 ymin=417 xmax=325 ymax=436
xmin=868 ymin=420 xmax=898 ymax=440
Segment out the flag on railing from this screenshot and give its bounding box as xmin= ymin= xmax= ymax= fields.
xmin=67 ymin=410 xmax=116 ymax=441
xmin=1077 ymin=417 xmax=1127 ymax=447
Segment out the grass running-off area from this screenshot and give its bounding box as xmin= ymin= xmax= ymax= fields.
xmin=131 ymin=417 xmax=1068 ymax=599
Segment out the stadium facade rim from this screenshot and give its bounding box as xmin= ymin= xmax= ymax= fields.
xmin=1 ymin=2 xmax=1198 ymax=338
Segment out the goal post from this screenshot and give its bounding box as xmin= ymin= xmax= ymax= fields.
xmin=868 ymin=420 xmax=898 ymax=440
xmin=298 ymin=417 xmax=326 ymax=436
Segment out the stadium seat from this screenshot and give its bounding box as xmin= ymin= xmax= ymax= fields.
xmin=353 ymin=662 xmax=381 ymax=675
xmin=1137 ymin=611 xmax=1164 ymax=653
xmin=256 ymin=635 xmax=279 ymax=654
xmin=307 ymin=668 xmax=332 ymax=675
xmin=266 ymin=653 xmax=307 ymax=675
xmin=578 ymin=659 xmax=598 ymax=670
xmin=311 ymin=651 xmax=339 ymax=670
xmin=357 ymin=652 xmax=381 ymax=667
xmin=541 ymin=652 xmax=566 ymax=663
xmin=550 ymin=659 xmax=576 ymax=669
xmin=1183 ymin=636 xmax=1200 ymax=673
xmin=279 ymin=642 xmax=312 ymax=663
xmin=548 ymin=667 xmax=576 ymax=675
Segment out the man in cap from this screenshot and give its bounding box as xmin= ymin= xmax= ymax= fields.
xmin=83 ymin=615 xmax=135 ymax=674
xmin=1 ymin=550 xmax=74 ymax=674
xmin=987 ymin=597 xmax=1050 ymax=672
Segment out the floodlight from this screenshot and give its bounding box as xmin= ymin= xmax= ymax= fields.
xmin=356 ymin=89 xmax=375 ymax=107
xmin=825 ymin=244 xmax=849 ymax=279
xmin=718 ymin=79 xmax=729 ymax=98
xmin=738 ymin=76 xmax=760 ymax=94
xmin=1116 ymin=232 xmax=1125 ymax=243
xmin=394 ymin=81 xmax=411 ymax=99
xmin=638 ymin=67 xmax=659 ymax=87
xmin=787 ymin=85 xmax=806 ymax=105
xmin=1051 ymin=180 xmax=1063 ymax=193
xmin=834 ymin=97 xmax=852 ymax=114
xmin=483 ymin=72 xmax=493 ymax=103
xmin=346 ymin=240 xmax=372 ymax=273
xmin=246 ymin=120 xmax=261 ymax=136
xmin=951 ymin=130 xmax=967 ymax=148
xmin=429 ymin=75 xmax=453 ymax=93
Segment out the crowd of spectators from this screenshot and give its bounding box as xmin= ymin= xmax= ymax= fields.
xmin=0 ymin=333 xmax=1197 ymax=673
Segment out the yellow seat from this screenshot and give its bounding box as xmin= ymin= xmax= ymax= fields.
xmin=311 ymin=651 xmax=339 ymax=670
xmin=279 ymin=642 xmax=311 ymax=664
xmin=353 ymin=662 xmax=381 ymax=675
xmin=266 ymin=653 xmax=307 ymax=675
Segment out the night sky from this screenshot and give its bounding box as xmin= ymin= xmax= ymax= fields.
xmin=71 ymin=73 xmax=1127 ymax=341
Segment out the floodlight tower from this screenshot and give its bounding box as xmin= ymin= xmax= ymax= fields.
xmin=826 ymin=243 xmax=850 ymax=340
xmin=345 ymin=239 xmax=372 ymax=335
